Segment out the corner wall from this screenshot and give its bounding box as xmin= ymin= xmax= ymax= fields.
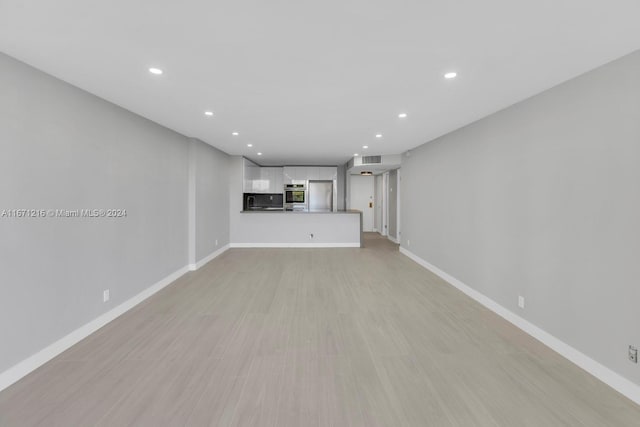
xmin=401 ymin=50 xmax=640 ymax=391
xmin=190 ymin=139 xmax=230 ymax=264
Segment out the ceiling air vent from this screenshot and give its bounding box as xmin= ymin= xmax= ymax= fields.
xmin=346 ymin=158 xmax=355 ymax=169
xmin=361 ymin=155 xmax=381 ymax=164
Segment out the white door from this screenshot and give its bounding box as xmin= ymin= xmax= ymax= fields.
xmin=349 ymin=175 xmax=375 ymax=232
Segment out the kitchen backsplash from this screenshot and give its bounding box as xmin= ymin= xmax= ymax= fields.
xmin=243 ymin=193 xmax=283 ymax=210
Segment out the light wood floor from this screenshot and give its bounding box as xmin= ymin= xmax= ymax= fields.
xmin=1 ymin=233 xmax=639 ymax=426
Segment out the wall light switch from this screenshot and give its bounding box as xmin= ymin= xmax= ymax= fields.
xmin=103 ymin=289 xmax=110 ymax=303
xmin=518 ymin=296 xmax=525 ymax=309
xmin=629 ymin=345 xmax=638 ymax=363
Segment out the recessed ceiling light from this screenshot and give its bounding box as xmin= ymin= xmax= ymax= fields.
xmin=257 ymin=152 xmax=262 ymax=156
xmin=148 ymin=67 xmax=163 ymax=75
xmin=363 ymin=145 xmax=369 ymax=149
xmin=204 ymin=111 xmax=214 ymax=117
xmin=354 ymin=153 xmax=359 ymax=157
xmin=247 ymin=143 xmax=253 ymax=147
xmin=444 ymin=72 xmax=457 ymax=79
xmin=375 ymin=134 xmax=382 ymax=138
xmin=232 ymin=132 xmax=239 ymax=136
xmin=398 ymin=113 xmax=408 ymax=118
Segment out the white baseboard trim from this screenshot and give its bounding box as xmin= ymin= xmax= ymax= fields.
xmin=2 ymin=244 xmax=234 ymax=392
xmin=188 ymin=244 xmax=230 ymax=271
xmin=399 ymin=246 xmax=640 ymax=406
xmin=0 ymin=265 xmax=192 ymax=393
xmin=230 ymin=242 xmax=360 ymax=248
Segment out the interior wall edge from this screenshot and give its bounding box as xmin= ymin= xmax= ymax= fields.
xmin=188 ymin=244 xmax=230 ymax=271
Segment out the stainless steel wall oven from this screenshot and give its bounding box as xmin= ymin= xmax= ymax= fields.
xmin=284 ymin=184 xmax=307 ymax=211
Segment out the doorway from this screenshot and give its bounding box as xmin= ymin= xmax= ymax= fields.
xmin=348 ymin=174 xmax=374 ymax=232
xmin=376 ymin=169 xmax=400 ymax=242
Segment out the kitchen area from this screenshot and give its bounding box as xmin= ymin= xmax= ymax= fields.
xmin=231 ymin=157 xmax=362 ymax=247
xmin=242 ymin=159 xmax=338 ymax=212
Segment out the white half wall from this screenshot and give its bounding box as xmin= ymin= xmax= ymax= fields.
xmin=232 ymin=212 xmax=361 ymax=247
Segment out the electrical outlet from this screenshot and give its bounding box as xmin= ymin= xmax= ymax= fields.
xmin=103 ymin=289 xmax=110 ymax=303
xmin=215 ymin=239 xmax=218 ymax=246
xmin=518 ymin=296 xmax=525 ymax=309
xmin=629 ymin=345 xmax=638 ymax=363
xmin=407 ymin=239 xmax=410 ymax=246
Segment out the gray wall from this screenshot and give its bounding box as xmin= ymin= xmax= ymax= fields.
xmin=401 ymin=50 xmax=640 ymax=386
xmin=228 ymin=156 xmax=245 ymax=241
xmin=388 ymin=170 xmax=398 ymax=239
xmin=336 ymin=163 xmax=346 ymax=211
xmin=192 ymin=139 xmax=230 ymax=261
xmin=0 ymin=53 xmax=229 ymax=375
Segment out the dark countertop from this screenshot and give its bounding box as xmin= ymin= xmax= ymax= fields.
xmin=240 ymin=209 xmax=361 ymax=214
xmin=243 ymin=207 xmax=286 ymax=211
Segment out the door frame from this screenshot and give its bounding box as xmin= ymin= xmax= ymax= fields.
xmin=381 ymin=172 xmax=389 ymax=236
xmin=396 ymin=168 xmax=401 ymax=244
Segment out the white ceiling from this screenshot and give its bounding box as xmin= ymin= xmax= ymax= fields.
xmin=1 ymin=1 xmax=639 ymax=166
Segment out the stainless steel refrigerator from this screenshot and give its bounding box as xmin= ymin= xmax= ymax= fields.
xmin=308 ymin=180 xmax=334 ymax=212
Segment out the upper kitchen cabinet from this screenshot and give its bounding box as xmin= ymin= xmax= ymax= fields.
xmin=307 ymin=167 xmax=320 ymax=181
xmin=283 ymin=166 xmax=337 ymax=183
xmin=243 ymin=158 xmax=260 ymax=192
xmin=319 ymin=167 xmax=337 ymax=180
xmin=258 ymin=167 xmax=283 ymax=193
xmin=244 ymin=158 xmax=283 ymax=193
xmin=283 ymin=166 xmax=305 ymax=184
xmin=283 ymin=167 xmax=293 ymax=184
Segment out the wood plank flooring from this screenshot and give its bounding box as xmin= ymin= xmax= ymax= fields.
xmin=1 ymin=233 xmax=639 ymax=426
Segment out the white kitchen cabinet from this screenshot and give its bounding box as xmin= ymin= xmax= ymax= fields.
xmin=283 ymin=166 xmax=295 ymax=184
xmin=243 ymin=158 xmax=259 ymax=192
xmin=307 ymin=167 xmax=320 ymax=181
xmin=246 ymin=167 xmax=282 ymax=193
xmin=291 ymin=167 xmax=304 ymax=181
xmin=259 ymin=167 xmax=283 ymax=193
xmin=243 ymin=159 xmax=284 ymax=193
xmin=318 ymin=166 xmax=337 ymax=180
xmin=283 ymin=166 xmax=307 ymax=183
xmin=281 ymin=166 xmax=336 ymax=184
xmin=272 ymin=167 xmax=284 ymax=192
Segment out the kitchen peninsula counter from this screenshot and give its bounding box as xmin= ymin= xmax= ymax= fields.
xmin=232 ymin=210 xmax=362 ymax=247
